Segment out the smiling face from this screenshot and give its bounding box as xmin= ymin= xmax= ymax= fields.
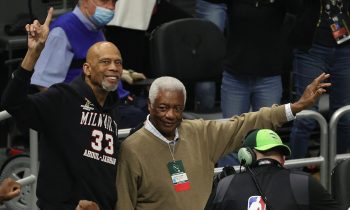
xmin=84 ymin=42 xmax=122 ymax=96
xmin=148 ymin=89 xmax=185 ymax=140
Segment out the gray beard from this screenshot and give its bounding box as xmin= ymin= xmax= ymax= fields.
xmin=102 ymin=81 xmax=118 ymax=92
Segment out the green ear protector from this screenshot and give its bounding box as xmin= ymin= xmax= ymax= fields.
xmin=238 ymin=146 xmax=256 ymax=166
xmin=238 ymin=129 xmax=258 ymax=166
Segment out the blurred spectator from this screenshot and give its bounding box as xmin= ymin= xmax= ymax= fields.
xmin=194 ymin=0 xmax=227 ymax=113
xmin=218 ymin=0 xmax=302 ymax=166
xmin=0 ymin=178 xmax=21 ymax=203
xmin=289 ymin=0 xmax=350 ymax=158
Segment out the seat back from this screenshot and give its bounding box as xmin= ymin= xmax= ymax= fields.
xmin=149 ymin=18 xmax=226 ymax=82
xmin=331 ymin=159 xmax=350 ymax=207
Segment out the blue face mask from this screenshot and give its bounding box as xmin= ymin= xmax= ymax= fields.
xmin=91 ymin=6 xmax=115 ymax=27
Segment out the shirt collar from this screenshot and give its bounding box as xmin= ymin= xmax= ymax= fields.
xmin=73 ymin=6 xmax=99 ymax=31
xmin=145 ymin=115 xmax=179 ymax=144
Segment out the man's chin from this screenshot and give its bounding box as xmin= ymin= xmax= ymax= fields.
xmin=159 ymin=127 xmax=169 ymax=132
xmin=102 ymin=84 xmax=118 ymax=92
xmin=159 ymin=126 xmax=176 ymax=137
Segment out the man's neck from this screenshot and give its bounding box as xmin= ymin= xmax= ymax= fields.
xmin=86 ymin=82 xmax=108 ymax=107
xmin=257 ymin=155 xmax=284 ymax=166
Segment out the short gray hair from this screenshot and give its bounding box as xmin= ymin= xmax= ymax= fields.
xmin=148 ymin=76 xmax=187 ymax=106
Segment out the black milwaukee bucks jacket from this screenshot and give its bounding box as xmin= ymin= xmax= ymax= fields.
xmin=2 ymin=67 xmax=119 ymax=210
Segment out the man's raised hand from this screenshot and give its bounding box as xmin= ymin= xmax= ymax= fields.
xmin=25 ymin=7 xmax=53 ymax=52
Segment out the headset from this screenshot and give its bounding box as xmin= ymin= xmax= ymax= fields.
xmin=237 ymin=146 xmax=256 ymax=166
xmin=237 ymin=129 xmax=259 ymax=166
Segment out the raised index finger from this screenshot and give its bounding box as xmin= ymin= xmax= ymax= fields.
xmin=44 ymin=7 xmax=54 ymax=26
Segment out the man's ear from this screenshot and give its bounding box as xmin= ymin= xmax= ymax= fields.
xmin=281 ymin=156 xmax=286 ymax=166
xmin=83 ymin=63 xmax=91 ymax=76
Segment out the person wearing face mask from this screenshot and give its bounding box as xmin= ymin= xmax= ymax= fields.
xmin=30 ymin=0 xmax=148 ymax=129
xmin=31 ymin=0 xmax=116 ymax=90
xmin=88 ymin=1 xmax=115 ymax=27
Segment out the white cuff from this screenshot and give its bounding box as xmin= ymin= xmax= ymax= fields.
xmin=285 ymin=103 xmax=296 ymax=121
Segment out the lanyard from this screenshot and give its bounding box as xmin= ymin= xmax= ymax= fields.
xmin=168 ymin=141 xmax=176 ymax=161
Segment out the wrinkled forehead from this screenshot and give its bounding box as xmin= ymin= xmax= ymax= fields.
xmin=98 ymin=46 xmax=121 ymax=58
xmin=155 ymin=89 xmax=185 ymax=105
xmin=88 ymin=43 xmax=121 ymax=60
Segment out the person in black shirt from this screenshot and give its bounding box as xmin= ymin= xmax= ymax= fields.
xmin=289 ymin=0 xmax=350 ymax=160
xmin=212 ymin=129 xmax=343 ymax=210
xmin=217 ymin=0 xmax=303 ymax=167
xmin=1 ymin=8 xmax=120 ymax=210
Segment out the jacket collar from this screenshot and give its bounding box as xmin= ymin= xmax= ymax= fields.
xmin=70 ymin=74 xmax=119 ymax=112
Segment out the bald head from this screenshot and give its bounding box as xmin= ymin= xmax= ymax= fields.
xmin=86 ymin=41 xmax=121 ymax=63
